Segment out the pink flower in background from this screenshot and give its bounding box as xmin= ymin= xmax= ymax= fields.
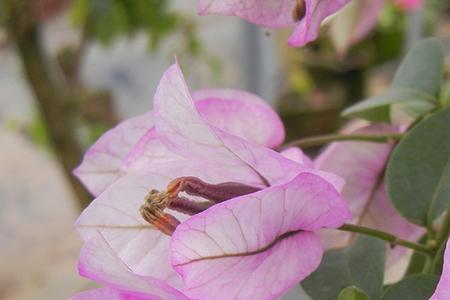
xmin=198 ymin=0 xmax=424 ymax=50
xmin=329 ymin=0 xmax=424 ymax=55
xmin=197 ymin=0 xmax=351 ymax=47
xmin=394 ymin=0 xmax=423 ymax=10
xmin=281 ymin=122 xmax=424 ymax=270
xmin=71 ymin=62 xmax=350 ymax=299
xmin=430 ymin=239 xmax=450 ymax=300
xmin=313 ymin=122 xmax=424 ymax=265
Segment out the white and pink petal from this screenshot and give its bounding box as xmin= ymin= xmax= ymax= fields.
xmin=75 ymin=233 xmax=190 ymax=300
xmin=193 ymin=89 xmax=285 ymax=148
xmin=197 ymin=0 xmax=297 ymax=27
xmin=74 ymin=113 xmax=154 ymax=196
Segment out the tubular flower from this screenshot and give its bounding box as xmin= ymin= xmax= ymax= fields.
xmin=71 ymin=62 xmax=351 ymax=299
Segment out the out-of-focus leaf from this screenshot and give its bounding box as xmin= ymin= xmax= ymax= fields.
xmin=382 ymin=275 xmax=439 ymax=300
xmin=387 ymin=108 xmax=450 ymax=225
xmin=302 ymin=236 xmax=385 ymax=300
xmin=70 ymin=0 xmax=179 ymax=49
xmin=343 ymin=38 xmax=444 ymax=122
xmin=338 ymin=286 xmax=371 ymax=300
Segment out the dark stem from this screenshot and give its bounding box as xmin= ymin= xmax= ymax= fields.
xmin=7 ymin=0 xmax=91 ymax=209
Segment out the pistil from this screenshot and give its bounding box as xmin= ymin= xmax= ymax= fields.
xmin=140 ymin=177 xmax=261 ymax=236
xmin=167 ymin=176 xmax=261 ymax=203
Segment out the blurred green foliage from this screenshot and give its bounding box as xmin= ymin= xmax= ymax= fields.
xmin=71 ymin=0 xmax=179 ymax=49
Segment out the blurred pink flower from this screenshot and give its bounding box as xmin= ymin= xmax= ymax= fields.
xmin=281 ymin=121 xmax=424 ymax=269
xmin=198 ymin=0 xmax=423 ymax=49
xmin=330 ymin=0 xmax=424 ymax=55
xmin=394 ymin=0 xmax=423 ymax=10
xmin=72 ymin=62 xmax=350 ymax=299
xmin=430 ymin=239 xmax=450 ymax=300
xmin=197 ymin=0 xmax=351 ymax=47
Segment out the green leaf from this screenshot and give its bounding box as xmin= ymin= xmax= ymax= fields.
xmin=342 ymin=38 xmax=444 ymax=121
xmin=382 ymin=275 xmax=439 ymax=300
xmin=338 ymin=286 xmax=371 ymax=300
xmin=343 ymin=88 xmax=435 ymax=122
xmin=391 ymin=39 xmax=443 ymax=95
xmin=302 ymin=236 xmax=385 ymax=300
xmin=387 ymin=107 xmax=450 ymax=225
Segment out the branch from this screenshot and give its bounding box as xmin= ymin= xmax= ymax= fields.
xmin=338 ymin=223 xmax=433 ymax=256
xmin=280 ymin=133 xmax=403 ymax=150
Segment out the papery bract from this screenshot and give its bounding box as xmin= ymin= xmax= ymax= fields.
xmin=197 ymin=0 xmax=351 ymax=47
xmin=74 ymin=62 xmax=347 ymax=299
xmin=280 ymin=147 xmax=314 ymax=167
xmin=74 ymin=87 xmax=285 ymax=196
xmin=170 ymin=173 xmax=351 ymax=300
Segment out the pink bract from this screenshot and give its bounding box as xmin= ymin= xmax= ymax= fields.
xmin=394 ymin=0 xmax=423 ymax=10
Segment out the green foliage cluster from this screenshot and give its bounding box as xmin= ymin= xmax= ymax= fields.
xmin=303 ymin=38 xmax=450 ymax=300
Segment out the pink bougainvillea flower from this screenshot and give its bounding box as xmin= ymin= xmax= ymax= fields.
xmin=197 ymin=0 xmax=351 ymax=47
xmin=74 ymin=87 xmax=285 ymax=196
xmin=313 ymin=122 xmax=424 ymax=267
xmin=73 ymin=62 xmax=349 ymax=299
xmin=430 ymin=239 xmax=450 ymax=300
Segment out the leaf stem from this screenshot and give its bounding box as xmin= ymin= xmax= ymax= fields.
xmin=280 ymin=133 xmax=403 ymax=150
xmin=338 ymin=224 xmax=433 ymax=256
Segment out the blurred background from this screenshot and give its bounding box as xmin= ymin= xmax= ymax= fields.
xmin=0 ymin=0 xmax=449 ymax=299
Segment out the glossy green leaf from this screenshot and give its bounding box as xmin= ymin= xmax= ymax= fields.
xmin=343 ymin=38 xmax=444 ymax=121
xmin=387 ymin=108 xmax=450 ymax=225
xmin=343 ymin=88 xmax=435 ymax=122
xmin=302 ymin=236 xmax=385 ymax=300
xmin=338 ymin=286 xmax=371 ymax=300
xmin=382 ymin=275 xmax=439 ymax=300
